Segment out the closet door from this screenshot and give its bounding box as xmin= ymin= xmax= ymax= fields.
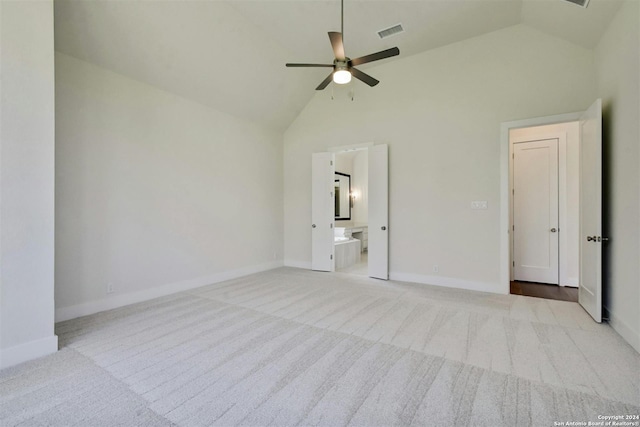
xmin=311 ymin=152 xmax=335 ymax=271
xmin=368 ymin=144 xmax=388 ymax=279
xmin=513 ymin=139 xmax=559 ymax=284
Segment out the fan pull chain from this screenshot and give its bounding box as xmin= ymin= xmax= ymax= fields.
xmin=331 ymin=84 xmax=335 ymax=100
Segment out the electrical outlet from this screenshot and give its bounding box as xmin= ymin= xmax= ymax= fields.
xmin=433 ymin=265 xmax=439 ymax=273
xmin=106 ymin=283 xmax=115 ymax=294
xmin=471 ymin=201 xmax=488 ymax=210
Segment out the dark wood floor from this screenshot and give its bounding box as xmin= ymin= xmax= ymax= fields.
xmin=510 ymin=281 xmax=578 ymax=302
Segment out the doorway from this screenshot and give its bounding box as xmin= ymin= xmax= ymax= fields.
xmin=509 ymin=123 xmax=579 ymax=302
xmin=334 ymin=150 xmax=369 ymax=276
xmin=311 ymin=143 xmax=389 ymax=280
xmin=501 ymin=100 xmax=603 ymax=322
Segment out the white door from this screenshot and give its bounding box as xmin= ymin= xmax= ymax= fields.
xmin=579 ymin=99 xmax=603 ymax=322
xmin=513 ymin=139 xmax=559 ymax=284
xmin=368 ymin=144 xmax=389 ymax=280
xmin=311 ymin=152 xmax=335 ymax=271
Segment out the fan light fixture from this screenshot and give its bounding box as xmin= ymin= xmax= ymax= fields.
xmin=333 ymin=69 xmax=351 ymax=84
xmin=285 ymin=0 xmax=400 ymax=90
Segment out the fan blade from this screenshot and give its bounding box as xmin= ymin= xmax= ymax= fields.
xmin=286 ymin=63 xmax=334 ymax=67
xmin=350 ymin=47 xmax=399 ymax=67
xmin=316 ymin=73 xmax=334 ymax=90
xmin=328 ymin=32 xmax=345 ymax=60
xmin=350 ymin=67 xmax=379 ymax=87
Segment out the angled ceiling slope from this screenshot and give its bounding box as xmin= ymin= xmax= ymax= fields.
xmin=521 ymin=0 xmax=622 ymax=48
xmin=54 ymin=0 xmax=317 ymax=131
xmin=54 ymin=0 xmax=621 ymax=131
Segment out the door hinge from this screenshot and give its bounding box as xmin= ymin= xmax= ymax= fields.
xmin=512 ymin=189 xmax=514 ymax=195
xmin=512 ymin=153 xmax=514 ymax=159
xmin=330 ymin=224 xmax=333 ymax=228
xmin=512 ymin=225 xmax=514 ymax=231
xmin=330 ymin=160 xmax=333 ymax=166
xmin=330 ymin=254 xmax=333 ymax=260
xmin=513 ymin=261 xmax=515 ymax=267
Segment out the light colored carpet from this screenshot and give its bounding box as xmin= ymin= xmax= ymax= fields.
xmin=1 ymin=267 xmax=638 ymax=426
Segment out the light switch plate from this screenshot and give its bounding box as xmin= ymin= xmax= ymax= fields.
xmin=471 ymin=201 xmax=488 ymax=210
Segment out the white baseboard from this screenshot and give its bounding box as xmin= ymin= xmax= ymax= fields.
xmin=55 ymin=260 xmax=283 ymax=322
xmin=606 ymin=308 xmax=640 ymax=354
xmin=390 ymin=272 xmax=505 ymax=294
xmin=0 ymin=335 xmax=58 ymax=370
xmin=284 ymin=259 xmax=312 ymax=270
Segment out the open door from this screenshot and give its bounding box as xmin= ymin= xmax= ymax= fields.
xmin=579 ymin=99 xmax=603 ymax=322
xmin=311 ymin=152 xmax=335 ymax=271
xmin=368 ymin=144 xmax=389 ymax=279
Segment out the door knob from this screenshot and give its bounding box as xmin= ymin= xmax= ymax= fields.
xmin=550 ymin=228 xmax=557 ymax=233
xmin=587 ymin=236 xmax=595 ymax=242
xmin=381 ymin=226 xmax=386 ymax=231
xmin=312 ymin=224 xmax=316 ymax=228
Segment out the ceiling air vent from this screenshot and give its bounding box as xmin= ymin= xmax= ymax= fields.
xmin=377 ymin=23 xmax=404 ymax=39
xmin=562 ymin=0 xmax=590 ymax=8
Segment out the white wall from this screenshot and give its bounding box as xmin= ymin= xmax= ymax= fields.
xmin=0 ymin=0 xmax=57 ymax=368
xmin=594 ymin=0 xmax=640 ymax=352
xmin=284 ymin=24 xmax=597 ymax=293
xmin=334 ymin=153 xmax=354 ymax=177
xmin=510 ymin=122 xmax=580 ymax=287
xmin=334 ymin=150 xmax=368 ymax=225
xmin=55 ymin=53 xmax=283 ymax=321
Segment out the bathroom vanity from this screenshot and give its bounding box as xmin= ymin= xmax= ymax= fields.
xmin=337 ymin=225 xmax=368 ymax=252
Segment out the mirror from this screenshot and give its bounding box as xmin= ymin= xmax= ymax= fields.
xmin=335 ymin=172 xmax=351 ymax=220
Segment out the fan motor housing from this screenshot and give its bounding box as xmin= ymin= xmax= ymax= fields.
xmin=334 ymin=59 xmax=350 ymax=70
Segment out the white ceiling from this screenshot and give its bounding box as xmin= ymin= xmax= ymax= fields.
xmin=54 ymin=0 xmax=622 ymax=131
xmin=521 ymin=0 xmax=622 ymax=47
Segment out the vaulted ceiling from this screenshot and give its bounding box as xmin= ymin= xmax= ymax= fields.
xmin=54 ymin=0 xmax=622 ymax=131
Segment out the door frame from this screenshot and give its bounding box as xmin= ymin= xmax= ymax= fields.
xmin=328 ymin=142 xmax=374 ymax=153
xmin=500 ymin=111 xmax=582 ymax=294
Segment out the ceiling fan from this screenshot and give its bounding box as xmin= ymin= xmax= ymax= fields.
xmin=285 ymin=0 xmax=400 ymax=90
